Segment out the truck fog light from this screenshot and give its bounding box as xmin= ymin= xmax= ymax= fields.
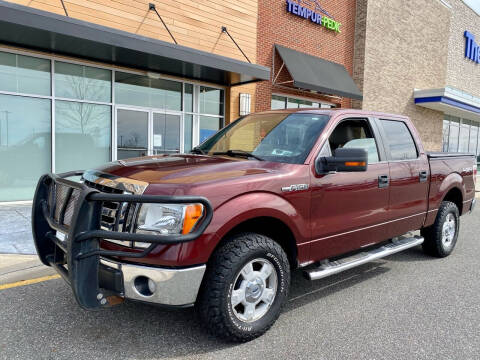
xmin=148 ymin=278 xmax=156 ymax=294
xmin=133 ymin=276 xmax=155 ymax=297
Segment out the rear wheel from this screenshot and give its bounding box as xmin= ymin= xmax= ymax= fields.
xmin=421 ymin=201 xmax=460 ymax=258
xmin=196 ymin=233 xmax=290 ymax=342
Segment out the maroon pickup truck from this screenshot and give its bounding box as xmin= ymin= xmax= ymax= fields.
xmin=32 ymin=109 xmax=477 ymax=342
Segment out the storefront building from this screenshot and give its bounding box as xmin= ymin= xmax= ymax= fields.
xmin=353 ymin=0 xmax=480 ymax=162
xmin=0 ymin=0 xmax=363 ymax=202
xmin=0 ymin=0 xmax=268 ymax=201
xmin=255 ymin=0 xmax=361 ymax=111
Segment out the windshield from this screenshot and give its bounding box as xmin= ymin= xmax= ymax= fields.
xmin=194 ymin=113 xmax=330 ymax=164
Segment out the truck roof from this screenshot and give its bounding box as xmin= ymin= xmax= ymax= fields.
xmin=258 ymin=108 xmax=410 ymax=121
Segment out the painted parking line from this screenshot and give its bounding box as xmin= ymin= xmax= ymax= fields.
xmin=0 ymin=274 xmax=60 ymax=291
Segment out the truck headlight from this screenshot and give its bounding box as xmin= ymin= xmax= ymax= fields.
xmin=135 ymin=203 xmax=204 ymax=236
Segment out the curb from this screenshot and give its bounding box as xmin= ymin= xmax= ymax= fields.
xmin=0 ymin=254 xmax=55 ymax=286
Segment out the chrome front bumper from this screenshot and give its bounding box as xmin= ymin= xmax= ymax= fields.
xmin=100 ymin=259 xmax=206 ymax=306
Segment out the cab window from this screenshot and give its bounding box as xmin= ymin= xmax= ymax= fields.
xmin=380 ymin=119 xmax=418 ymax=160
xmin=328 ymin=119 xmax=380 ymax=164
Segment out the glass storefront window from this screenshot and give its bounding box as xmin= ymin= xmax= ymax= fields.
xmin=287 ymin=98 xmax=299 ymax=109
xmin=55 ymin=62 xmax=111 ymax=102
xmin=0 ymin=52 xmax=51 ymax=96
xmin=184 ymin=84 xmax=193 ymax=113
xmin=184 ymin=114 xmax=193 ymax=153
xmin=0 ymin=49 xmax=227 ymax=201
xmin=443 ymin=116 xmax=480 ymax=163
xmin=458 ymin=120 xmax=470 ymax=153
xmin=271 ymin=94 xmax=333 ymax=110
xmin=55 ymin=101 xmax=111 ymax=173
xmin=199 ymin=116 xmax=222 ymax=143
xmin=442 ymin=120 xmax=450 ymax=152
xmin=200 ymin=87 xmax=224 ymax=115
xmin=0 ymin=94 xmax=51 ymax=201
xmin=271 ymin=95 xmax=286 ymax=109
xmin=447 ymin=119 xmax=460 ymax=152
xmin=115 ymin=72 xmax=182 ymax=110
xmin=469 ymin=125 xmax=478 ymax=154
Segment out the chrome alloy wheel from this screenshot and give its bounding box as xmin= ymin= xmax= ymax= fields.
xmin=442 ymin=213 xmax=456 ymax=248
xmin=230 ymin=258 xmax=278 ymax=323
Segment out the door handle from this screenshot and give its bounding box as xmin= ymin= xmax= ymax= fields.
xmin=378 ymin=175 xmax=389 ymax=188
xmin=419 ymin=170 xmax=428 ymax=182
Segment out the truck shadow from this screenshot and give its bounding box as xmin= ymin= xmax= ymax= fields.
xmin=285 ymin=261 xmax=390 ymax=311
xmin=5 ymin=249 xmax=429 ymax=358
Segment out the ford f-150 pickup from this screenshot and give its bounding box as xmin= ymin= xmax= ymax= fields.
xmin=32 ymin=109 xmax=477 ymax=342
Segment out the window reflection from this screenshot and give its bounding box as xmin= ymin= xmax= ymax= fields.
xmin=199 ymin=116 xmax=222 ymax=143
xmin=0 ymin=95 xmax=51 ymax=201
xmin=55 ymin=62 xmax=111 ymax=103
xmin=55 ymin=101 xmax=111 ymax=173
xmin=381 ymin=120 xmax=418 ymax=160
xmin=115 ymin=72 xmax=182 ymax=110
xmin=0 ymin=52 xmax=51 ymax=96
xmin=200 ymin=87 xmax=224 ymax=115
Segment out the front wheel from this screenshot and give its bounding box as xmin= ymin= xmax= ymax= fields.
xmin=196 ymin=233 xmax=290 ymax=342
xmin=421 ymin=201 xmax=460 ymax=258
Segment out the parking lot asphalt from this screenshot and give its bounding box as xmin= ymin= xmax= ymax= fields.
xmin=0 ymin=208 xmax=479 ymax=360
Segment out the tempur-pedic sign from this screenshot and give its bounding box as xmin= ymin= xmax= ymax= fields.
xmin=464 ymin=31 xmax=480 ymax=64
xmin=286 ymin=0 xmax=341 ymax=33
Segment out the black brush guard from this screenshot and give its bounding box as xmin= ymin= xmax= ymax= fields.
xmin=32 ymin=171 xmax=213 ymax=310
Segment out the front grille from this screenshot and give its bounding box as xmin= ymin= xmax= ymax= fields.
xmin=84 ymin=179 xmax=138 ymax=247
xmin=47 ymin=182 xmax=81 ymax=227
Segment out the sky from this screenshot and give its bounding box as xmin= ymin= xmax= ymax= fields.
xmin=462 ymin=0 xmax=480 ymax=15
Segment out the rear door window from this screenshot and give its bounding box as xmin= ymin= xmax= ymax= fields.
xmin=381 ymin=120 xmax=418 ymax=160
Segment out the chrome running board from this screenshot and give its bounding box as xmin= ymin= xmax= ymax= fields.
xmin=304 ymin=235 xmax=424 ymax=281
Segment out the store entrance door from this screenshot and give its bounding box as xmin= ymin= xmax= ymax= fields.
xmin=152 ymin=112 xmax=181 ymax=155
xmin=115 ymin=107 xmax=182 ymax=160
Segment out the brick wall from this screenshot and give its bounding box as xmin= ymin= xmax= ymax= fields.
xmin=355 ymin=0 xmax=451 ymax=151
xmin=255 ymin=0 xmax=357 ymax=112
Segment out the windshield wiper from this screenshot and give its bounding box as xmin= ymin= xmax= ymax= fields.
xmin=213 ymin=150 xmax=264 ymax=161
xmin=190 ymin=147 xmax=206 ymax=155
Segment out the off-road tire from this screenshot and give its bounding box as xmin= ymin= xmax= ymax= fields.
xmin=421 ymin=201 xmax=460 ymax=258
xmin=196 ymin=232 xmax=290 ymax=342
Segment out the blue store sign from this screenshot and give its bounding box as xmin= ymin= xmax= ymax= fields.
xmin=285 ymin=0 xmax=341 ymax=33
xmin=464 ymin=31 xmax=480 ymax=64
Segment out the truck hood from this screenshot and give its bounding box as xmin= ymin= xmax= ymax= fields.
xmin=91 ymin=154 xmax=286 ymax=195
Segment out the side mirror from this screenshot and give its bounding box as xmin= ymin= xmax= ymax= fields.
xmin=316 ymin=148 xmax=368 ymax=174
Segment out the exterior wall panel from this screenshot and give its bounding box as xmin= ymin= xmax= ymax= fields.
xmin=6 ymin=0 xmax=258 ymax=64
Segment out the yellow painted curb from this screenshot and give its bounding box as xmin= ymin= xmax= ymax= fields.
xmin=0 ymin=274 xmax=61 ymax=291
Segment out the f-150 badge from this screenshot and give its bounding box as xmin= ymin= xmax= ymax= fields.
xmin=281 ymin=184 xmax=309 ymax=192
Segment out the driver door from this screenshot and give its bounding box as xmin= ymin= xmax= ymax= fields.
xmin=309 ymin=117 xmax=391 ymax=261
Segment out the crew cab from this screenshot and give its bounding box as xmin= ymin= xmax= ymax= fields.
xmin=32 ymin=109 xmax=477 ymax=342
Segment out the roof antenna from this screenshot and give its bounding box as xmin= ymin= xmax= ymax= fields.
xmin=221 ymin=26 xmax=251 ymax=63
xmin=149 ymin=3 xmax=178 ymax=45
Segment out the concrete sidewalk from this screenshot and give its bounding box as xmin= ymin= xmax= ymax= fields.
xmin=0 ymin=203 xmax=36 ymax=255
xmin=0 ymin=254 xmax=55 ymax=286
